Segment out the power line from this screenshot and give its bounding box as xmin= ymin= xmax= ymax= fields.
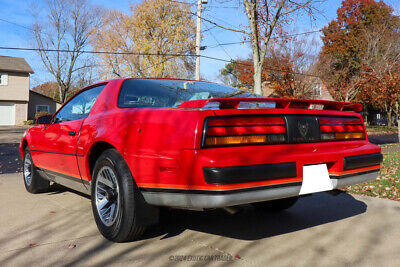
xmin=0 ymin=46 xmax=320 ymax=78
xmin=201 ymin=54 xmax=320 ymax=78
xmin=0 ymin=46 xmax=196 ymax=57
xmin=0 ymin=16 xmax=321 ymax=49
xmin=0 ymin=18 xmax=35 ymax=32
xmin=165 ymin=0 xmax=197 ymax=5
xmin=205 ymin=6 xmax=240 ymax=9
xmin=206 ymin=26 xmax=233 ymax=60
xmin=202 ymin=25 xmax=217 ymax=33
xmin=205 ymin=29 xmax=323 ymax=48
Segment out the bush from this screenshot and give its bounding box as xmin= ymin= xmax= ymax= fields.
xmin=23 ymin=120 xmax=35 ymax=125
xmin=34 ymin=110 xmax=50 ymax=120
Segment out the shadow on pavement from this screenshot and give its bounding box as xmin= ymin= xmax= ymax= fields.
xmin=148 ymin=192 xmax=366 ymax=241
xmin=0 ymin=191 xmax=366 ymax=266
xmin=0 ymin=143 xmax=22 ymax=174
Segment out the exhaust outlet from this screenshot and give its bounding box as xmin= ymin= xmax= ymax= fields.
xmin=223 ymin=206 xmax=241 ymax=215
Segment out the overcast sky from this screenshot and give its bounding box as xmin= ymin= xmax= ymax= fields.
xmin=0 ymin=0 xmax=399 ymax=88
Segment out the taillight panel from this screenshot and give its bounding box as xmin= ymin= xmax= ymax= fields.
xmin=318 ymin=116 xmax=365 ymax=141
xmin=207 ymin=125 xmax=286 ymax=136
xmin=203 ymin=116 xmax=287 ymax=147
xmin=201 ymin=115 xmax=366 ymax=148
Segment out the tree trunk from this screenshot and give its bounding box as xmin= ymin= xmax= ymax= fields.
xmin=58 ymin=84 xmax=63 ymax=104
xmin=363 ymin=105 xmax=368 ymax=126
xmin=387 ymin=107 xmax=393 ymax=127
xmin=253 ymin=66 xmax=262 ymax=95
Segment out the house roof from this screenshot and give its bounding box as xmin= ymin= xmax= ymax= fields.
xmin=0 ymin=56 xmax=34 ymax=74
xmin=29 ymin=90 xmax=62 ymax=104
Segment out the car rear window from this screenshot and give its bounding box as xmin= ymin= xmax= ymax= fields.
xmin=117 ymin=79 xmax=256 ymax=108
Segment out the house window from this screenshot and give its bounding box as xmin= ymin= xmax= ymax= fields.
xmin=0 ymin=73 xmax=8 ymax=86
xmin=36 ymin=105 xmax=50 ymax=113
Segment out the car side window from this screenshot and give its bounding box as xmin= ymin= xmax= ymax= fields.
xmin=54 ymin=84 xmax=106 ymax=123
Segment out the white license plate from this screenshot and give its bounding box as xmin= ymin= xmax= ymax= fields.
xmin=299 ymin=164 xmax=333 ymax=195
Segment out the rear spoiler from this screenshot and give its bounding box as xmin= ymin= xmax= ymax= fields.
xmin=178 ymin=98 xmax=363 ymax=112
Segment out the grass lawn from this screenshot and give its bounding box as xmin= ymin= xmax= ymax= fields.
xmin=366 ymin=125 xmax=398 ymax=133
xmin=344 ymin=150 xmax=400 ymax=201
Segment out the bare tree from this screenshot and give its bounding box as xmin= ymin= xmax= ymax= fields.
xmin=32 ymin=0 xmax=102 ymax=103
xmin=244 ymin=0 xmax=320 ymax=94
xmin=200 ymin=0 xmax=321 ymax=94
xmin=361 ymin=17 xmax=400 ymax=127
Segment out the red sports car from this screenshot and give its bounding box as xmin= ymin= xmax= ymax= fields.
xmin=20 ymin=78 xmax=382 ymax=242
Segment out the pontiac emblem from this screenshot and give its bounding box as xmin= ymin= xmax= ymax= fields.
xmin=298 ymin=121 xmax=309 ymax=137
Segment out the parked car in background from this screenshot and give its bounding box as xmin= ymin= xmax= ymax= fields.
xmin=20 ymin=78 xmax=382 ymax=242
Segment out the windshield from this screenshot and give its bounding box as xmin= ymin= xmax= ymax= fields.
xmin=117 ymin=78 xmax=257 ymax=108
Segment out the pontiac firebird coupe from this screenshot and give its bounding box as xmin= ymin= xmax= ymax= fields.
xmin=20 ymin=78 xmax=382 ymax=242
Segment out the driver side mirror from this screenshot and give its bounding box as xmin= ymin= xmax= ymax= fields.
xmin=36 ymin=115 xmax=53 ymax=125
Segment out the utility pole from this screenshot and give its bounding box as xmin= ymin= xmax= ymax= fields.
xmin=195 ymin=0 xmax=207 ymax=80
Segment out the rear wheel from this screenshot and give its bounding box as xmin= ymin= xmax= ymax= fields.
xmin=91 ymin=149 xmax=146 ymax=242
xmin=23 ymin=148 xmax=50 ymax=193
xmin=252 ymin=197 xmax=299 ymax=212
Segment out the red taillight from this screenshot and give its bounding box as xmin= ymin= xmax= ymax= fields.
xmin=207 ymin=125 xmax=286 ymax=136
xmin=203 ymin=117 xmax=286 ymax=147
xmin=318 ymin=117 xmax=365 ymax=141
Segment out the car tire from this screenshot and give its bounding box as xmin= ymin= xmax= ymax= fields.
xmin=23 ymin=148 xmax=51 ymax=194
xmin=91 ymin=149 xmax=146 ymax=242
xmin=252 ymin=197 xmax=299 ymax=212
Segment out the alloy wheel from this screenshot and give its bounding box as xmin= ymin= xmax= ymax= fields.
xmin=23 ymin=153 xmax=33 ymax=186
xmin=95 ymin=166 xmax=120 ymax=226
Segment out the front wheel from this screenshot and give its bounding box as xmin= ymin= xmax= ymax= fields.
xmin=91 ymin=149 xmax=146 ymax=242
xmin=23 ymin=148 xmax=50 ymax=193
xmin=252 ymin=197 xmax=299 ymax=212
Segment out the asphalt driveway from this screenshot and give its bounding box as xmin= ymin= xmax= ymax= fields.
xmin=0 ymin=126 xmax=29 ymax=174
xmin=1 ymin=172 xmax=400 ymax=266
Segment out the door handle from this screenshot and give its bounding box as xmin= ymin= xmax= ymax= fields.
xmin=68 ymin=131 xmax=76 ymax=136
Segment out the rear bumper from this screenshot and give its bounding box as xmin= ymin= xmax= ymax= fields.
xmin=330 ymin=169 xmax=379 ymax=188
xmin=141 ymin=169 xmax=379 ymax=209
xmin=139 ymin=141 xmax=382 ymax=209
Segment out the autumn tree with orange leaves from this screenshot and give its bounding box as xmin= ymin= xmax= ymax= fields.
xmin=318 ymin=0 xmax=398 ymax=102
xmin=359 ymin=72 xmax=400 ymax=127
xmin=358 ymin=14 xmax=400 ymax=126
xmin=91 ymin=0 xmax=195 ymax=79
xmin=220 ymin=38 xmax=319 ymax=99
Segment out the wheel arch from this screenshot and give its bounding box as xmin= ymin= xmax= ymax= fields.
xmin=20 ymin=138 xmax=29 ymax=159
xmin=88 ymin=141 xmax=116 ymax=179
xmin=22 ymin=139 xmax=28 ymax=150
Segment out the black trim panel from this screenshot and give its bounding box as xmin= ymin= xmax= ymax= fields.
xmin=140 ymin=181 xmax=302 ymax=195
xmin=343 ymin=153 xmax=383 ymax=171
xmin=30 ymin=149 xmax=84 ymax=157
xmin=203 ymin=162 xmax=297 ymax=185
xmin=36 ymin=167 xmax=90 ymax=185
xmin=330 ymin=169 xmax=380 ymax=179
